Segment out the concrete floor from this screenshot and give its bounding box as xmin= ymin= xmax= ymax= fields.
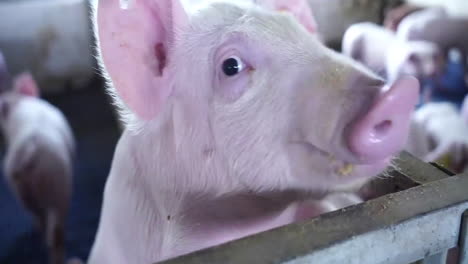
xmin=0 ymin=78 xmax=121 ymax=263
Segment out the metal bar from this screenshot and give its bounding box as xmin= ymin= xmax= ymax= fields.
xmin=391 ymin=151 xmax=451 ymax=185
xmin=158 ymin=174 xmax=468 ymax=264
xmin=458 ymin=210 xmax=468 ymax=264
xmin=359 ymin=152 xmax=452 ymax=201
xmin=421 ymin=251 xmax=448 ymax=264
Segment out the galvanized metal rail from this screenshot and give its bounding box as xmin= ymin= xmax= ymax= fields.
xmin=157 ymin=152 xmax=468 ymax=264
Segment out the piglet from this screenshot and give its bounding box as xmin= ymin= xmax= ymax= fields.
xmin=409 ymin=102 xmax=468 ymax=173
xmin=89 ymin=0 xmax=419 ymax=262
xmin=0 ymin=73 xmax=75 ymax=264
xmin=342 ymin=22 xmax=396 ymax=76
xmin=398 ymin=8 xmax=467 ymax=64
xmin=342 ymin=22 xmax=443 ymax=82
xmin=385 ymin=40 xmax=443 ymax=83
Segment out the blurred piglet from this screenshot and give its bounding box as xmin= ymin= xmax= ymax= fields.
xmin=342 ymin=22 xmax=395 ymax=76
xmin=342 ymin=22 xmax=444 ymax=83
xmin=407 ymin=102 xmax=468 ymax=173
xmin=398 ymin=7 xmax=467 ymax=65
xmin=89 ymin=0 xmax=419 ymax=262
xmin=0 ymin=73 xmax=75 ymax=264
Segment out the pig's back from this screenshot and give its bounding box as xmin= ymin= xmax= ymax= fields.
xmin=3 ymin=98 xmax=74 ymax=216
xmin=6 ymin=135 xmax=72 ymax=216
xmin=8 ymin=97 xmax=74 ymax=158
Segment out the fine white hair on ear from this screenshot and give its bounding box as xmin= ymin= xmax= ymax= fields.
xmin=91 ymin=0 xmax=142 ymax=133
xmin=94 ymin=0 xmax=190 ymax=133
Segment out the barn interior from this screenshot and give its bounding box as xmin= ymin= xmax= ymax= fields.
xmin=0 ymin=0 xmax=467 ymax=263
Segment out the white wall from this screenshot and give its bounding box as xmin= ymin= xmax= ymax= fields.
xmin=406 ymin=0 xmax=468 ymax=17
xmin=0 ymin=0 xmax=95 ymax=93
xmin=308 ymin=0 xmax=383 ymax=46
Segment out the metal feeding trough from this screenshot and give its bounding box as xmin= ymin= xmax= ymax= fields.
xmin=156 ymin=152 xmax=468 ymax=264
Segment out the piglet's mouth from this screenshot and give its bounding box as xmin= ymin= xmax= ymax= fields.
xmin=301 ymin=141 xmax=393 ymax=177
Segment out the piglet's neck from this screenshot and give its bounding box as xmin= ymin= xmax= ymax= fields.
xmin=131 ymin=109 xmax=238 ymax=195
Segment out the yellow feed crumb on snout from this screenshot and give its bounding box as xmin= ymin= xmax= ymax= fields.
xmin=337 ymin=164 xmax=354 ymax=176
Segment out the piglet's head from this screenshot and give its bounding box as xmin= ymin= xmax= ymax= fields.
xmin=12 ymin=72 xmax=40 ymax=98
xmin=95 ymin=0 xmax=419 ymax=192
xmin=0 ymin=72 xmax=40 ymax=130
xmin=387 ymin=41 xmax=444 ymax=82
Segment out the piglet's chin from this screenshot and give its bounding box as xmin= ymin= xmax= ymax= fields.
xmin=331 ymin=156 xmax=392 ymax=192
xmin=355 ymin=156 xmax=392 ymax=178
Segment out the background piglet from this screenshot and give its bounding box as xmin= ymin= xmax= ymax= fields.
xmin=0 ymin=73 xmax=75 ymax=264
xmin=407 ymin=102 xmax=468 ymax=173
xmin=342 ymin=22 xmax=395 ymax=76
xmin=342 ymin=22 xmax=443 ymax=84
xmin=398 ymin=8 xmax=467 ymax=67
xmin=385 ymin=40 xmax=443 ymax=83
xmin=89 ymin=0 xmax=418 ymax=262
xmin=398 ymin=13 xmax=468 ymax=101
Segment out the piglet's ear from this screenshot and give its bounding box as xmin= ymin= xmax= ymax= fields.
xmin=96 ymin=0 xmax=188 ymax=120
xmin=13 ymin=72 xmax=39 ymax=97
xmin=259 ymin=0 xmax=318 ymax=34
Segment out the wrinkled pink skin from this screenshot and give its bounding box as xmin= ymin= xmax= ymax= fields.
xmin=342 ymin=22 xmax=444 ymax=82
xmin=89 ymin=0 xmax=419 ymax=263
xmin=0 ymin=73 xmax=75 ymax=264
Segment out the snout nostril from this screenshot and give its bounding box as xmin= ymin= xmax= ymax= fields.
xmin=373 ymin=120 xmax=392 ymax=136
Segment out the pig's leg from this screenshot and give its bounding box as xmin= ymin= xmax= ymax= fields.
xmin=8 ymin=173 xmax=66 ymax=264
xmin=5 ymin=144 xmax=69 ymax=264
xmin=10 ymin=172 xmax=66 ymax=264
xmin=45 ymin=210 xmax=65 ymax=264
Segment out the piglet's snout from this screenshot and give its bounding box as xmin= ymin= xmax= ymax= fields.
xmin=348 ymin=76 xmax=419 ymax=163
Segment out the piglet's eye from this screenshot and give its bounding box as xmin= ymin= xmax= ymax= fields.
xmin=222 ymin=56 xmax=245 ymax=77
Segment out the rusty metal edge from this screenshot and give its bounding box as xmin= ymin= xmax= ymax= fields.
xmin=390 ymin=151 xmax=452 ymax=185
